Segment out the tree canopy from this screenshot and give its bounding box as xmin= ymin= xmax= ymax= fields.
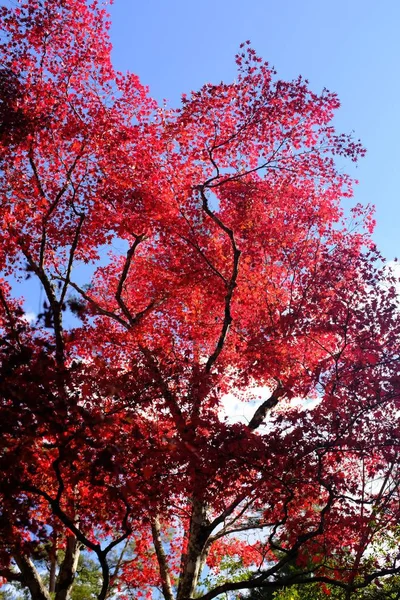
xmin=1 ymin=2 xmax=400 ymax=600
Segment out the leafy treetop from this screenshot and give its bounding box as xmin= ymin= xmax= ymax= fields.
xmin=0 ymin=2 xmax=399 ymax=600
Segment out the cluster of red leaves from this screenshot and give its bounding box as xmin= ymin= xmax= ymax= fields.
xmin=1 ymin=2 xmax=400 ymax=599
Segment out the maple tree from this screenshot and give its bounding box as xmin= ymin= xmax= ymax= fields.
xmin=1 ymin=1 xmax=400 ymax=600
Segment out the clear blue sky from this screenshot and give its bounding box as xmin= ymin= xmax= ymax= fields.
xmin=109 ymin=0 xmax=400 ymax=260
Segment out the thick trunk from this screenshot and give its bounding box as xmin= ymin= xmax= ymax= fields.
xmin=177 ymin=500 xmax=209 ymax=600
xmin=55 ymin=535 xmax=80 ymax=600
xmin=14 ymin=554 xmax=51 ymax=600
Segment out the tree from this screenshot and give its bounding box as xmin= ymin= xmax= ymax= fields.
xmin=1 ymin=1 xmax=400 ymax=599
xmin=245 ymin=556 xmax=400 ymax=599
xmin=247 ymin=575 xmax=400 ymax=600
xmin=0 ymin=550 xmax=101 ymax=600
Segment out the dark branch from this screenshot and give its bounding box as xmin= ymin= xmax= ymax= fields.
xmin=19 ymin=241 xmax=65 ymax=365
xmin=248 ymin=382 xmax=285 ymax=430
xmin=198 ymin=184 xmax=241 ymax=373
xmin=115 ymin=234 xmax=146 ymax=325
xmin=59 ymin=212 xmax=85 ymax=307
xmin=59 ymin=279 xmax=130 ymax=329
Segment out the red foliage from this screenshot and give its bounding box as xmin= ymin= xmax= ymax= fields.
xmin=0 ymin=2 xmax=400 ymax=600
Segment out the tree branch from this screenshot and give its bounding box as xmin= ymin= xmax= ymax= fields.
xmin=198 ymin=184 xmax=241 ymax=373
xmin=0 ymin=567 xmax=23 ymax=584
xmin=19 ymin=241 xmax=65 ymax=365
xmin=60 ymin=279 xmax=130 ymax=329
xmin=139 ymin=345 xmax=187 ymax=433
xmin=55 ymin=535 xmax=81 ymax=600
xmin=13 ymin=554 xmax=51 ymax=600
xmin=151 ymin=516 xmax=174 ymax=600
xmin=115 ymin=234 xmax=146 ymax=325
xmin=248 ymin=382 xmax=285 ymax=430
xmin=59 ymin=212 xmax=85 ymax=307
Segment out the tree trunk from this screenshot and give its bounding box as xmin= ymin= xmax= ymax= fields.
xmin=55 ymin=535 xmax=80 ymax=600
xmin=151 ymin=516 xmax=174 ymax=600
xmin=14 ymin=554 xmax=51 ymax=600
xmin=49 ymin=533 xmax=57 ymax=594
xmin=177 ymin=499 xmax=209 ymax=600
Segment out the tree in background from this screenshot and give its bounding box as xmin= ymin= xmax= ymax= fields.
xmin=245 ymin=555 xmax=400 ymax=599
xmin=1 ymin=1 xmax=400 ymax=599
xmin=0 ymin=550 xmax=101 ymax=600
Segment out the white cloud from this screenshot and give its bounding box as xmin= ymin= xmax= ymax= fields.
xmin=220 ymin=386 xmax=321 ymax=428
xmin=23 ymin=311 xmax=36 ymax=324
xmin=219 ymin=386 xmax=272 ymax=426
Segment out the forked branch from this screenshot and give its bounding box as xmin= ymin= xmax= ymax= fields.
xmin=197 ymin=184 xmax=241 ymax=373
xmin=115 ymin=234 xmax=146 ymax=325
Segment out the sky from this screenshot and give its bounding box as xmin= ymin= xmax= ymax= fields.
xmin=108 ymin=0 xmax=400 ymax=261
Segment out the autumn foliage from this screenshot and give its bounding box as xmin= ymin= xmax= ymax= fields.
xmin=1 ymin=2 xmax=400 ymax=600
